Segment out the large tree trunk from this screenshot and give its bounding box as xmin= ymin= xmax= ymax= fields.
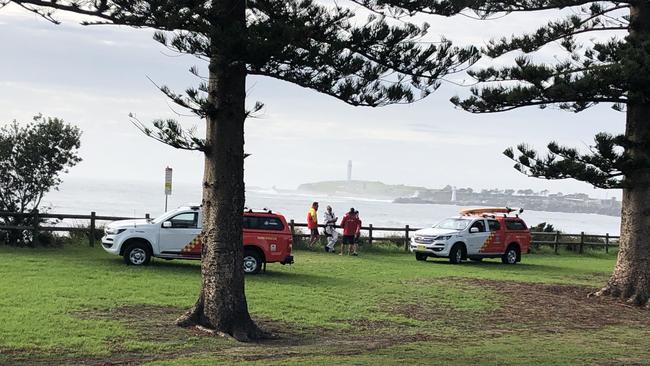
xmin=592 ymin=3 xmax=650 ymax=307
xmin=592 ymin=102 xmax=650 ymax=307
xmin=175 ymin=0 xmax=266 ymax=341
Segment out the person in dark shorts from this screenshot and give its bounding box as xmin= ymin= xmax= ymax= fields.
xmin=340 ymin=207 xmax=361 ymax=255
xmin=307 ymin=202 xmax=319 ymax=248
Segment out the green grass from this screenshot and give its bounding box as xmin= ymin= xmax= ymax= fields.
xmin=0 ymin=243 xmax=648 ymax=365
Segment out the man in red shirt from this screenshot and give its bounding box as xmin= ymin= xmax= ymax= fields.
xmin=307 ymin=202 xmax=319 ymax=248
xmin=340 ymin=208 xmax=361 ymax=256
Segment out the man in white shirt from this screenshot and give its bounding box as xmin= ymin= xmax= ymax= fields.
xmin=323 ymin=205 xmax=339 ymax=252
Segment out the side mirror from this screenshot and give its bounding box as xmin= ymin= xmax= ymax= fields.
xmin=162 ymin=221 xmax=172 ymax=228
xmin=470 ymin=227 xmax=479 ymax=233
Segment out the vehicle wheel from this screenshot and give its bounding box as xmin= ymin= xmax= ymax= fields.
xmin=470 ymin=257 xmax=483 ymax=262
xmin=449 ymin=244 xmax=463 ymax=264
xmin=243 ymin=249 xmax=263 ymax=275
xmin=123 ymin=242 xmax=151 ymax=266
xmin=415 ymin=252 xmax=428 ymax=261
xmin=502 ymin=245 xmax=519 ymax=265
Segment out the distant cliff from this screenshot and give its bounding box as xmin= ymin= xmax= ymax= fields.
xmin=394 ymin=189 xmax=621 ymax=217
xmin=298 ymin=180 xmax=621 ymax=217
xmin=297 ymin=180 xmax=426 ymax=199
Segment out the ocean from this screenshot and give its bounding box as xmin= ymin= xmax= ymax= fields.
xmin=42 ymin=178 xmax=622 ymax=235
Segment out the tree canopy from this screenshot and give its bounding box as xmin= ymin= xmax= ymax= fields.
xmin=355 ymin=0 xmax=648 ymax=189
xmin=0 ymin=115 xmax=82 ymax=245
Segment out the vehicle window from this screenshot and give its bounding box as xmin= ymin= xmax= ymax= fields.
xmin=167 ymin=213 xmax=198 ymax=229
xmin=470 ymin=220 xmax=486 ymax=233
xmin=505 ymin=220 xmax=528 ymax=230
xmin=243 ymin=216 xmax=284 ymax=231
xmin=434 ymin=218 xmax=472 ymax=230
xmin=488 ymin=220 xmax=501 ymax=231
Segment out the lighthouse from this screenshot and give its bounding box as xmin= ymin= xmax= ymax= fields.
xmin=347 ymin=160 xmax=352 ymax=181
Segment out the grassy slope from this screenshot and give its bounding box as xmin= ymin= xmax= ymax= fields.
xmin=0 ymin=244 xmax=647 ymax=365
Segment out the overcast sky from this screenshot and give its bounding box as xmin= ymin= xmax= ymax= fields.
xmin=0 ymin=3 xmax=626 ymax=199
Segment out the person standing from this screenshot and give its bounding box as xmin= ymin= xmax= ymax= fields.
xmin=340 ymin=207 xmax=361 ymax=256
xmin=351 ymin=210 xmax=362 ymax=256
xmin=307 ymin=202 xmax=319 ymax=248
xmin=323 ymin=205 xmax=339 ymax=252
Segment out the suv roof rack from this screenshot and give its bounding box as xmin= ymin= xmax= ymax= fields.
xmin=243 ymin=207 xmax=273 ymax=214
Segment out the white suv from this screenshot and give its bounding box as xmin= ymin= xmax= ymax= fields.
xmin=410 ymin=215 xmax=531 ymax=264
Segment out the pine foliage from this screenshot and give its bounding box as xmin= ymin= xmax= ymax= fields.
xmin=2 ymin=0 xmax=478 ymax=151
xmin=359 ymin=0 xmax=649 ymax=189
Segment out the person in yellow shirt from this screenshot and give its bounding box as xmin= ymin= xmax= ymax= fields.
xmin=307 ymin=202 xmax=319 ymax=248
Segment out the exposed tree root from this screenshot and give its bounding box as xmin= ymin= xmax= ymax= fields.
xmin=589 ymin=283 xmax=650 ymax=309
xmin=176 ymin=304 xmax=273 ymax=342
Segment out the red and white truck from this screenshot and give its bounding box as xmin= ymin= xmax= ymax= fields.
xmin=410 ymin=207 xmax=532 ymax=264
xmin=101 ymin=206 xmax=294 ymax=274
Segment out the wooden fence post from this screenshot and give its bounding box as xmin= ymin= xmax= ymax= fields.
xmin=32 ymin=209 xmax=40 ymax=247
xmin=368 ymin=224 xmax=373 ymax=246
xmin=89 ymin=211 xmax=96 ymax=247
xmin=145 ymin=213 xmax=150 ymax=220
xmin=605 ymin=233 xmax=609 ymax=253
xmin=404 ymin=225 xmax=410 ymax=252
xmin=579 ymin=232 xmax=585 ymax=254
xmin=554 ymin=231 xmax=560 ymax=255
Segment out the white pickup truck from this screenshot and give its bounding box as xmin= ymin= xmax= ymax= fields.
xmin=101 ymin=206 xmax=294 ymax=274
xmin=410 ymin=212 xmax=532 ymax=264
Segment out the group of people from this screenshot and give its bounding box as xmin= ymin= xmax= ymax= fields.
xmin=307 ymin=202 xmax=362 ymax=256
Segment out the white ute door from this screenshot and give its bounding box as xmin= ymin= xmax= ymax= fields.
xmin=466 ymin=219 xmax=490 ymax=255
xmin=158 ymin=212 xmax=201 ymax=255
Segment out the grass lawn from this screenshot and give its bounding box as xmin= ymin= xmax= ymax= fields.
xmin=0 ymin=244 xmax=648 ymax=365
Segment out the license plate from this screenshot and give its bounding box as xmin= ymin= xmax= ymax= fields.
xmin=417 ymin=245 xmax=426 ymax=251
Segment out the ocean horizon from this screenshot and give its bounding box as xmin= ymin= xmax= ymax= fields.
xmin=42 ymin=177 xmax=622 ymax=236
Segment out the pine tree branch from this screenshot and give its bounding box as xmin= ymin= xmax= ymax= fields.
xmin=129 ymin=115 xmax=207 ymax=152
xmin=503 ymin=136 xmax=630 ymax=189
xmin=348 ymin=0 xmax=624 ymax=16
xmin=485 ymin=4 xmax=630 ymax=57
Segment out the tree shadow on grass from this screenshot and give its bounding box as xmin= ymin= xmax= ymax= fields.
xmin=103 ymin=256 xmax=350 ymax=286
xmin=422 ymin=258 xmax=556 ymax=269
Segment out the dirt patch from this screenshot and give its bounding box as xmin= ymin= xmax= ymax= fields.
xmin=388 ymin=278 xmax=650 ymax=332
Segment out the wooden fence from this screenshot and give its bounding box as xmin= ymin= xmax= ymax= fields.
xmin=286 ymin=220 xmax=621 ymax=253
xmin=0 ymin=211 xmax=620 ymax=253
xmin=0 ymin=210 xmax=149 ymax=247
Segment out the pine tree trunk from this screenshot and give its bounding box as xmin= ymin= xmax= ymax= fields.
xmin=175 ymin=0 xmax=266 ymax=341
xmin=592 ymin=103 xmax=650 ymax=307
xmin=592 ymin=3 xmax=650 ymax=306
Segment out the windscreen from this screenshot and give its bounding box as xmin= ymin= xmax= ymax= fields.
xmin=434 ymin=218 xmax=472 ymax=230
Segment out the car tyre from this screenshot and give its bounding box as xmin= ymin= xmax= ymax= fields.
xmin=123 ymin=242 xmax=151 ymax=266
xmin=415 ymin=252 xmax=428 ymax=261
xmin=502 ymin=245 xmax=519 ymax=265
xmin=449 ymin=244 xmax=463 ymax=264
xmin=243 ymin=249 xmax=263 ymax=275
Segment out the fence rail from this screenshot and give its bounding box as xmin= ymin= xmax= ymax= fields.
xmin=0 ymin=211 xmax=620 ymax=253
xmin=0 ymin=210 xmax=149 ymax=247
xmin=287 ymin=220 xmax=620 ymax=253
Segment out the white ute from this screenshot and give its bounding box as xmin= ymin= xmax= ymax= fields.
xmin=101 ymin=206 xmax=202 ymax=265
xmin=410 ymin=209 xmax=532 ymax=264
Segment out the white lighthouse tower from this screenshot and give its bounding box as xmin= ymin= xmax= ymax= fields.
xmin=347 ymin=160 xmax=352 ymax=181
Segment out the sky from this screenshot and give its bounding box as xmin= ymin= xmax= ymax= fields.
xmin=0 ymin=2 xmax=626 ymax=199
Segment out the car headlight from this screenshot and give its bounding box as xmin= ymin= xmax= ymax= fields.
xmin=106 ymin=228 xmax=126 ymax=235
xmin=434 ymin=235 xmax=452 ymax=241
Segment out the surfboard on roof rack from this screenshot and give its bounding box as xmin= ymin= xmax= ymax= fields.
xmin=459 ymin=207 xmax=524 ymax=216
